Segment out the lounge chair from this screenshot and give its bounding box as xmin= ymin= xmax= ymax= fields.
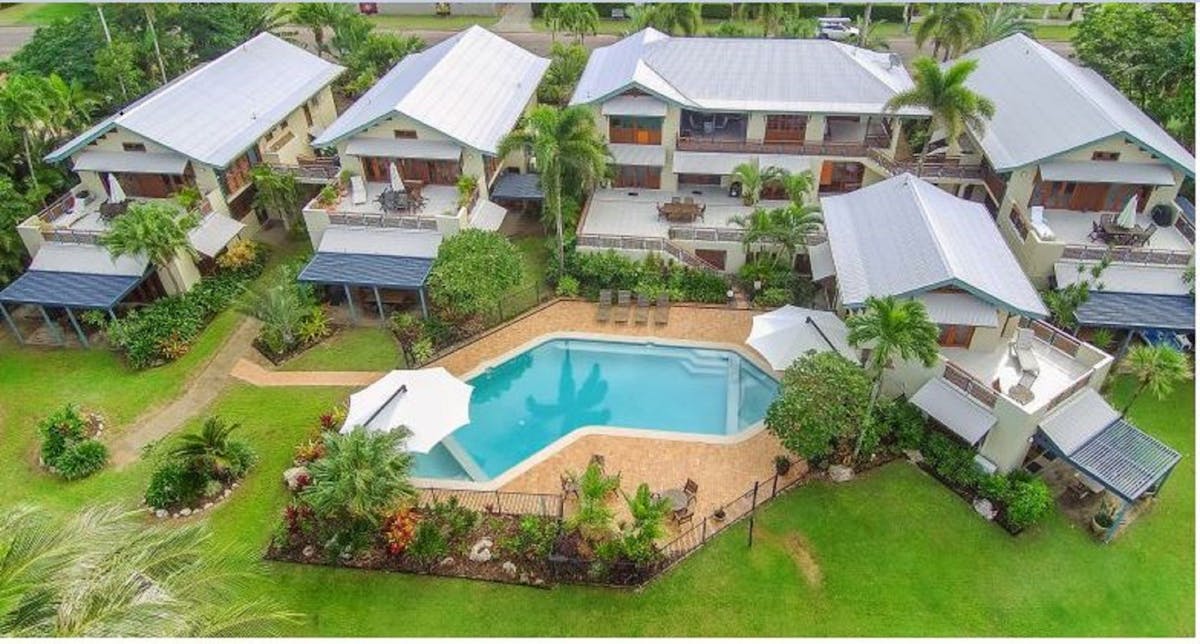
xmin=561 ymin=474 xmax=579 ymax=500
xmin=350 ymin=175 xmax=367 ymax=205
xmin=1009 ymin=327 xmax=1040 ymax=375
xmin=653 ymin=293 xmax=669 ymax=325
xmin=634 ymin=294 xmax=650 ymax=324
xmin=614 ymin=290 xmax=631 ymax=323
xmin=596 ymin=289 xmax=613 ymax=322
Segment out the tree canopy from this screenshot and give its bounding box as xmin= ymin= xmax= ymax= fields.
xmin=427 ymin=229 xmax=525 ymax=318
xmin=766 ymin=351 xmax=873 ymax=461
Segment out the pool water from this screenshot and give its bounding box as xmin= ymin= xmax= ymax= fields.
xmin=413 ymin=338 xmax=778 ymax=482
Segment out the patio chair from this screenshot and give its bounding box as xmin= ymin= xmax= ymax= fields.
xmin=596 ymin=289 xmax=613 ymax=322
xmin=674 ymin=506 xmax=694 ymax=526
xmin=350 ymin=175 xmax=367 ymax=205
xmin=653 ymin=293 xmax=669 ymax=325
xmin=1088 ymin=221 xmax=1106 ymax=243
xmin=683 ymin=478 xmax=699 ymax=503
xmin=671 ymin=196 xmax=681 ymax=204
xmin=634 ymin=294 xmax=650 ymax=324
xmin=614 ymin=290 xmax=632 ymax=323
xmin=1009 ymin=327 xmax=1040 ymax=376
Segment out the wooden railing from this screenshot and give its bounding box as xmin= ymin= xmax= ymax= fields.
xmin=1045 ymin=372 xmax=1092 ymax=411
xmin=35 ymin=189 xmax=78 ymax=224
xmin=867 ymin=149 xmax=985 ymax=180
xmin=42 ymin=229 xmax=103 ymax=245
xmin=327 ymin=212 xmax=437 ymax=230
xmin=268 ymin=161 xmax=340 ymax=184
xmin=942 ymin=362 xmax=999 ymax=409
xmin=576 ymin=233 xmax=723 ymax=273
xmin=1060 ymin=244 xmax=1192 ymax=267
xmin=1175 ymin=212 xmax=1195 ymax=243
xmin=667 ymin=226 xmax=743 ymax=243
xmin=675 ymin=137 xmax=878 ymax=158
xmin=1027 ymin=319 xmax=1083 ymax=358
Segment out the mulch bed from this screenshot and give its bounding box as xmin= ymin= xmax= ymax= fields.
xmin=910 ymin=459 xmax=1024 ymax=536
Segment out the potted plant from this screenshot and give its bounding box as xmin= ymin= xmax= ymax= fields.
xmin=712 ymin=507 xmax=727 ymax=522
xmin=1092 ymin=498 xmax=1117 ymax=535
xmin=774 ymin=455 xmax=792 ymax=476
xmin=1151 ymin=203 xmax=1175 ymax=227
xmin=318 ymin=185 xmax=339 ymax=210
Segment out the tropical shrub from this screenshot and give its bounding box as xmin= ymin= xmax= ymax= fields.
xmin=555 ymin=274 xmax=580 ymax=297
xmin=425 ymin=497 xmax=480 ymax=544
xmin=145 ymin=459 xmax=205 ymax=510
xmin=407 ymin=519 xmax=449 ymax=566
xmin=216 ymin=238 xmax=260 ymax=271
xmin=427 ymin=229 xmax=524 ymax=318
xmin=566 ymin=249 xmax=728 ymax=303
xmin=37 ymin=404 xmax=107 ymax=480
xmin=766 ymin=352 xmax=872 ymax=461
xmin=382 ymin=508 xmax=420 ymax=555
xmin=755 ymin=287 xmax=792 ymax=308
xmin=921 ymin=431 xmax=984 ymax=489
xmin=882 ymin=398 xmax=927 ymax=451
xmin=54 ymin=440 xmax=109 ymax=481
xmin=1000 ymin=471 xmax=1053 ymax=529
xmin=566 ymin=461 xmax=620 ymax=543
xmin=500 ymin=515 xmax=560 ymax=559
xmin=613 ymin=483 xmax=671 ymax=565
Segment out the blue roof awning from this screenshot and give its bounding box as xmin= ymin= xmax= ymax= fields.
xmin=298 ymin=252 xmax=433 ymax=290
xmin=490 ymin=173 xmax=543 ymax=201
xmin=1075 ymin=291 xmax=1195 ymax=331
xmin=0 ymin=270 xmax=145 ymax=309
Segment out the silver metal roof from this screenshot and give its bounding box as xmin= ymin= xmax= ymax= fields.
xmin=314 ymin=26 xmax=548 ymax=155
xmin=910 ymin=378 xmax=995 ymax=445
xmin=602 ymin=95 xmax=668 ymax=117
xmin=1039 ymin=160 xmax=1176 ymax=186
xmin=344 ymin=137 xmax=463 ymax=161
xmin=73 ymin=150 xmax=190 ymax=175
xmin=1039 ymin=388 xmax=1118 ymax=456
xmin=609 ymin=143 xmax=666 ymax=167
xmin=468 ymin=199 xmax=508 ymax=231
xmin=29 ymin=242 xmax=148 ymax=277
xmin=48 ymin=34 xmax=344 ymax=168
xmin=188 ymin=214 xmax=246 ymax=259
xmin=915 ymin=292 xmax=1000 ymax=327
xmin=958 ymin=35 xmax=1195 ymax=174
xmin=808 ymin=242 xmax=836 ymax=280
xmin=317 ymin=226 xmax=442 ymax=258
xmin=1054 ymin=261 xmax=1192 ymax=297
xmin=571 ymin=29 xmax=923 ymax=116
xmin=822 ymin=173 xmax=1048 ymax=318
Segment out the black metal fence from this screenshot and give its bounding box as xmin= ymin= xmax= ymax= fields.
xmin=415 ymin=486 xmax=563 ymax=518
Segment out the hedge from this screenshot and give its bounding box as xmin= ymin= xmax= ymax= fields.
xmin=835 ymin=3 xmax=907 ymax=21
xmin=700 ymin=3 xmax=733 ymax=20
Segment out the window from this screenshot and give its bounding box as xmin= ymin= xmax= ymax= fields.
xmin=764 ymin=114 xmax=807 ymax=143
xmin=1092 ymin=151 xmax=1119 ymax=161
xmin=608 ymin=116 xmax=662 ymax=145
xmin=937 ymin=325 xmax=975 ymax=348
xmin=394 ymin=129 xmax=418 ymax=139
xmin=303 ymin=105 xmax=313 ymax=128
xmin=122 ymin=142 xmax=146 ymax=153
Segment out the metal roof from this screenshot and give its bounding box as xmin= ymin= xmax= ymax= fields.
xmin=48 ymin=33 xmax=344 ymax=168
xmin=343 ymin=137 xmax=463 ymax=161
xmin=0 ymin=271 xmax=145 ymax=309
xmin=1039 ymin=160 xmax=1176 ymax=186
xmin=490 ymin=172 xmax=543 ymax=201
xmin=915 ymin=292 xmax=1000 ymax=327
xmin=821 ymin=173 xmax=1048 ymax=318
xmin=609 ymin=143 xmax=666 ymax=167
xmin=958 ymin=35 xmax=1195 ymax=175
xmin=73 ymin=150 xmax=190 ymax=175
xmin=1062 ymin=419 xmax=1180 ymax=504
xmin=1054 ymin=261 xmax=1191 ymax=297
xmin=188 ymin=214 xmax=245 ymax=258
xmin=1039 ymin=388 xmax=1119 ymax=455
xmin=467 ymin=199 xmax=508 ymax=231
xmin=317 ymin=226 xmax=442 ymax=258
xmin=298 ymin=253 xmax=433 ymax=289
xmin=1074 ymin=291 xmax=1195 ymax=331
xmin=808 ymin=242 xmax=836 ymax=280
xmin=910 ymin=378 xmax=996 ymax=445
xmin=601 ymin=95 xmax=668 ymax=117
xmin=314 ymin=26 xmax=548 ymax=155
xmin=571 ymin=29 xmax=924 ymax=116
xmin=28 ymin=243 xmax=148 ymax=276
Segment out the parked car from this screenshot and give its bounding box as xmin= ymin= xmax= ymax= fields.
xmin=817 ymin=17 xmax=860 ymax=41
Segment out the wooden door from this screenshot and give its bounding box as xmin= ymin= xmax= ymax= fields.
xmin=1068 ymin=182 xmax=1108 ymax=211
xmin=938 ymin=324 xmax=975 ymax=348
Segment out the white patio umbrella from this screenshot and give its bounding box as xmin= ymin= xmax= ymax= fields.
xmin=389 ymin=161 xmax=405 ymax=193
xmin=1116 ymin=195 xmax=1138 ymax=229
xmin=746 ymin=305 xmax=856 ymax=371
xmin=340 ymin=367 xmax=473 ymax=453
xmin=106 ymin=173 xmax=126 ymax=204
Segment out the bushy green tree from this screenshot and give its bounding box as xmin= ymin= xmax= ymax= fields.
xmin=537 ymin=42 xmax=588 ymax=106
xmin=1119 ymin=345 xmax=1193 ymax=416
xmin=0 ymin=178 xmax=32 ymax=286
xmin=427 ymin=229 xmax=525 ymax=318
xmin=766 ymin=351 xmax=873 ymax=461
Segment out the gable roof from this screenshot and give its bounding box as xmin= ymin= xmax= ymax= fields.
xmin=47 ymin=33 xmax=344 ymax=168
xmin=313 ymin=26 xmax=548 ymax=155
xmin=821 ymin=173 xmax=1048 ymax=318
xmin=570 ymin=28 xmax=924 ymax=115
xmin=957 ymin=34 xmax=1194 ymax=175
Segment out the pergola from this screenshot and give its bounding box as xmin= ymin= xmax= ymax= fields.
xmin=0 ymin=269 xmax=146 ymax=347
xmin=298 ymin=252 xmax=433 ymax=321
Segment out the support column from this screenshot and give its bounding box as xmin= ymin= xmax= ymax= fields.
xmin=0 ymin=302 xmax=24 ymax=344
xmin=372 ymin=286 xmax=386 ymax=322
xmin=343 ymin=284 xmax=358 ymax=324
xmin=418 ymin=288 xmax=428 ymax=319
xmin=1116 ymin=328 xmax=1135 ymax=362
xmin=39 ymin=305 xmax=65 ymax=346
xmin=107 ymin=308 xmax=117 ymax=322
xmin=64 ymin=307 xmax=89 ymax=349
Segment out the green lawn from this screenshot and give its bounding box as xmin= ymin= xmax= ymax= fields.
xmin=280 ymin=326 xmax=403 ymax=372
xmin=368 ymin=13 xmax=499 ymax=32
xmin=0 ymin=3 xmax=87 ymax=26
xmin=0 ymin=314 xmax=1192 ymax=635
xmin=1032 ymin=23 xmax=1077 ymax=42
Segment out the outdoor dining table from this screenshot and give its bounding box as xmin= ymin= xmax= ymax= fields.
xmin=658 ymin=202 xmax=704 ymax=223
xmin=659 ymin=488 xmax=689 ymax=512
xmin=1100 ymin=221 xmax=1147 ymax=246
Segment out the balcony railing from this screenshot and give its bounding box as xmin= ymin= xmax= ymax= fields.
xmin=577 ymin=233 xmax=722 ymax=273
xmin=867 ymin=149 xmax=985 ymax=180
xmin=1027 ymin=319 xmax=1084 ymax=359
xmin=1045 ymin=372 xmax=1092 ymax=411
xmin=942 ymin=362 xmax=999 ymax=409
xmin=675 ymin=137 xmax=879 ymax=158
xmin=667 ymin=226 xmax=743 ymax=243
xmin=34 ymin=189 xmax=78 ymax=224
xmin=268 ymin=159 xmax=341 ymax=184
xmin=327 ymin=212 xmax=437 ymax=230
xmin=1060 ymin=244 xmax=1192 ymax=267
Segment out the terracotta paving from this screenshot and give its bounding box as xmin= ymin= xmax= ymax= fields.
xmin=230 ymin=358 xmax=381 ymax=387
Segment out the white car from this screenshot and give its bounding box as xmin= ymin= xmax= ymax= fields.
xmin=817 ymin=18 xmax=860 ymax=41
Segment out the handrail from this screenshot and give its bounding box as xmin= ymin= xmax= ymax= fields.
xmin=1061 ymin=244 xmax=1192 ymax=267
xmin=35 ymin=189 xmax=78 ymax=224
xmin=867 ymin=148 xmax=985 ymax=179
xmin=675 ymin=137 xmax=877 ymax=158
xmin=577 ymin=232 xmax=723 ymax=273
xmin=942 ymin=362 xmax=998 ymax=409
xmin=327 ymin=212 xmax=437 ymax=230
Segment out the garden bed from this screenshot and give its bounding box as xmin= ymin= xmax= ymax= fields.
xmin=255 ymin=321 xmax=343 ymax=365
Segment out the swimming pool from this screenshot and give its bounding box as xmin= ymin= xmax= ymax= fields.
xmin=413 ymin=337 xmax=778 ymax=483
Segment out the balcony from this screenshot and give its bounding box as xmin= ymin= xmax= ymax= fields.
xmin=868 ymin=149 xmax=985 ymax=180
xmin=303 ymin=180 xmax=459 ymax=229
xmin=1021 ymin=207 xmax=1194 ymax=268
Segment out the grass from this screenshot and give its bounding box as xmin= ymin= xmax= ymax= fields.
xmin=1033 ymin=23 xmax=1077 ymax=42
xmin=367 ymin=13 xmax=499 ymax=32
xmin=0 ymin=308 xmax=1191 ymax=635
xmin=280 ymin=326 xmax=403 ymax=372
xmin=0 ymin=3 xmax=87 ymax=26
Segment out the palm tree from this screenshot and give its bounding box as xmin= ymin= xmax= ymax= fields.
xmin=143 ymin=5 xmax=170 ymax=84
xmin=738 ymin=3 xmax=794 ymax=37
xmin=854 ymin=17 xmax=891 ymax=51
xmin=556 ymin=2 xmax=599 ymax=44
xmin=43 ymin=74 xmax=98 ymax=137
xmin=730 ymin=160 xmax=782 ymax=206
xmin=884 ymin=57 xmax=995 ymax=174
xmin=565 ymin=460 xmax=619 ymax=542
xmin=776 ymin=169 xmax=815 ymax=206
xmin=169 ymin=416 xmax=242 ymax=480
xmin=0 ymin=74 xmax=52 ymax=194
xmin=251 ymin=164 xmax=300 ymax=224
xmin=975 ymin=5 xmax=1032 ymax=47
xmin=238 ymin=269 xmax=312 ymax=353
xmin=846 ymin=296 xmax=940 ymax=455
xmin=728 ymin=203 xmax=822 ymax=267
xmin=100 ymin=201 xmax=199 ymax=294
xmin=0 ymin=505 xmax=297 ymax=636
xmin=618 ymin=483 xmax=672 ymax=563
xmin=541 ymin=3 xmax=565 ymax=42
xmin=914 ymin=4 xmax=984 ymax=61
xmin=630 ymin=3 xmax=702 ymax=36
xmin=1118 ymin=345 xmax=1193 ymax=416
xmin=498 ymin=105 xmax=609 ymax=272
xmin=291 ymin=3 xmax=349 ymax=57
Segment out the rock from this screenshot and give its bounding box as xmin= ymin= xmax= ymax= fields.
xmin=501 ymin=561 xmax=518 ymax=576
xmin=283 ymin=466 xmax=309 ymax=491
xmin=154 ymin=509 xmax=168 ymax=519
xmin=533 ymin=578 xmax=545 ymax=586
xmin=468 ymin=538 xmax=493 ymax=563
xmin=973 ymin=498 xmax=997 ymax=521
xmin=903 ymin=449 xmax=924 ymax=464
xmin=439 ymin=557 xmax=455 ymax=567
xmin=203 ymin=502 xmax=214 ymax=510
xmin=302 ymin=545 xmax=316 ymax=558
xmin=828 ymin=464 xmax=855 ymax=483
xmin=231 ymin=482 xmax=240 ymax=489
xmin=223 ymin=489 xmax=232 ymax=498
xmin=179 ymin=508 xmax=192 ymax=517
xmin=519 ymin=572 xmax=529 ymax=584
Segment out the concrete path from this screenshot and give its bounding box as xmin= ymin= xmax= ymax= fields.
xmin=109 ymin=317 xmax=261 ymax=467
xmin=492 ymin=3 xmax=533 ymax=33
xmin=0 ymin=25 xmax=34 ymax=59
xmin=230 ymin=358 xmax=383 ymax=388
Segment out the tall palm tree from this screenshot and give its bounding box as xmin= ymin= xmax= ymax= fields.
xmin=738 ymin=3 xmax=794 ymax=37
xmin=0 ymin=74 xmax=52 ymax=194
xmin=630 ymin=3 xmax=702 ymax=36
xmin=498 ymin=105 xmax=609 ymax=271
xmin=914 ymin=4 xmax=984 ymax=61
xmin=884 ymin=57 xmax=995 ymax=174
xmin=0 ymin=505 xmax=297 ymax=636
xmin=1118 ymin=345 xmax=1193 ymax=416
xmin=730 ymin=160 xmax=782 ymax=206
xmin=43 ymin=74 xmax=99 ymax=137
xmin=100 ymin=201 xmax=199 ymax=294
xmin=846 ymin=296 xmax=940 ymax=455
xmin=776 ymin=169 xmax=815 ymax=207
xmin=975 ymin=5 xmax=1032 ymax=47
xmin=143 ymin=5 xmax=170 ymax=84
xmin=169 ymin=416 xmax=242 ymax=480
xmin=556 ymin=2 xmax=599 ymax=44
xmin=291 ymin=3 xmax=349 ymax=57
xmin=728 ymin=203 xmax=822 ymax=266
